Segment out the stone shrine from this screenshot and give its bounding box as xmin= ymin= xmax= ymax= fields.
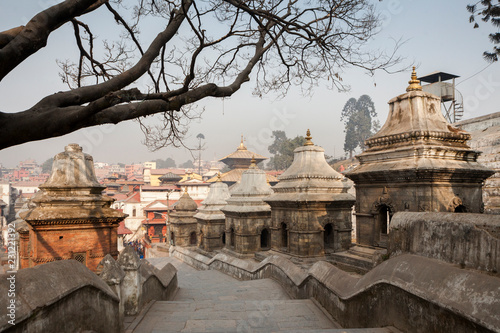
xmin=19 ymin=144 xmax=126 ymax=272
xmin=169 ymin=190 xmax=198 ymax=247
xmin=194 ymin=174 xmax=231 ymax=252
xmin=265 ymin=130 xmax=355 ymax=257
xmin=221 ymin=158 xmax=273 ymax=256
xmin=346 ymin=68 xmax=494 ymax=248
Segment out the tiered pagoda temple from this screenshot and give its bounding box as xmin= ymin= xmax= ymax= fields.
xmin=209 ymin=136 xmax=278 ymax=186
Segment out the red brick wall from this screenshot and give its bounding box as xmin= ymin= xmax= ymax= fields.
xmin=28 ymin=222 xmax=119 ymax=272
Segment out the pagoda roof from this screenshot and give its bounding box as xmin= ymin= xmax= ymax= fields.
xmin=159 ymin=172 xmax=182 ymax=181
xmin=219 ymin=136 xmax=267 ymax=168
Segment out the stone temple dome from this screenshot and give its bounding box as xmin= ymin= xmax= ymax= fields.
xmin=223 ymin=158 xmax=273 ymax=212
xmin=264 ymin=130 xmax=355 ymax=256
xmin=41 ymin=143 xmax=104 ymax=193
xmin=346 ymin=68 xmax=494 ymax=248
xmin=174 ymin=190 xmax=198 ymax=211
xmin=21 ymin=143 xmax=124 ymax=221
xmin=194 ymin=174 xmax=230 ymax=220
xmin=268 ymin=129 xmax=352 ymax=202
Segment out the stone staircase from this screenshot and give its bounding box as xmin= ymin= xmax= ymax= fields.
xmin=126 ymin=256 xmax=399 ymax=333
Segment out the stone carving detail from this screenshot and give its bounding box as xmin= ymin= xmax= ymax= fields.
xmin=448 ymin=196 xmax=463 ymax=212
xmin=371 ymin=196 xmax=394 ymax=214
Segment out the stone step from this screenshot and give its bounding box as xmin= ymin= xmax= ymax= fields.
xmin=131 ymin=298 xmax=341 ymax=332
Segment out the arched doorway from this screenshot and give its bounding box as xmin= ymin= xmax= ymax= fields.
xmin=170 ymin=232 xmax=175 ymax=246
xmin=230 ymin=228 xmax=235 ymax=248
xmin=324 ymin=223 xmax=334 ymax=250
xmin=281 ymin=223 xmax=288 ymax=249
xmin=455 ymin=205 xmax=467 ymax=213
xmin=261 ymin=228 xmax=270 ymax=249
xmin=221 ymin=232 xmax=226 ymax=245
xmin=190 ymin=231 xmax=197 ymax=245
xmin=377 ymin=204 xmax=392 ymax=247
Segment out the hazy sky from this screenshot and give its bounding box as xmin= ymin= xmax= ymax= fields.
xmin=1 ymin=0 xmax=499 ymax=168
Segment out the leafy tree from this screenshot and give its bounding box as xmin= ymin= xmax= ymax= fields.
xmin=41 ymin=158 xmax=54 ymax=174
xmin=467 ymin=1 xmax=500 ymax=62
xmin=154 ymin=158 xmax=176 ymax=168
xmin=165 ymin=157 xmax=176 ymax=168
xmin=340 ymin=95 xmax=378 ymax=158
xmin=180 ymin=160 xmax=195 ymax=169
xmin=0 ymin=0 xmax=401 ymax=150
xmin=268 ymin=131 xmax=305 ymax=170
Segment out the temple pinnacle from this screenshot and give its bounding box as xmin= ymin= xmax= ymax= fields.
xmin=250 ymin=156 xmax=257 ymax=168
xmin=304 ymin=129 xmax=314 ymax=146
xmin=406 ymin=66 xmax=422 ymax=92
xmin=238 ymin=134 xmax=247 ymax=150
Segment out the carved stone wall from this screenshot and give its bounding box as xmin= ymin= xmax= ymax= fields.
xmin=456 ymin=111 xmax=500 ymax=215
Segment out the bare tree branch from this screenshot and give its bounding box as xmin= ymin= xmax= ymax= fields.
xmin=0 ymin=0 xmax=404 ymax=151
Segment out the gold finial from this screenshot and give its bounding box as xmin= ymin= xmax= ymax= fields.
xmin=304 ymin=129 xmax=314 ymax=146
xmin=250 ymin=155 xmax=257 ymax=168
xmin=406 ymin=66 xmax=422 ymax=92
xmin=238 ymin=134 xmax=247 ymax=150
xmin=216 ymin=172 xmax=222 ymax=182
xmin=184 ymin=187 xmax=188 ymax=194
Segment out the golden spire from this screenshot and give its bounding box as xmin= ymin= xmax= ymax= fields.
xmin=406 ymin=66 xmax=422 ymax=92
xmin=304 ymin=129 xmax=314 ymax=146
xmin=216 ymin=172 xmax=222 ymax=182
xmin=237 ymin=134 xmax=247 ymax=150
xmin=250 ymin=155 xmax=257 ymax=168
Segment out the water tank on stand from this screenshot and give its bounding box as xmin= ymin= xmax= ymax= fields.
xmin=418 ymin=71 xmax=464 ymax=123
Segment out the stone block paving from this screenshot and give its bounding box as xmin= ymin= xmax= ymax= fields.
xmin=130 ymin=257 xmax=341 ymax=333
